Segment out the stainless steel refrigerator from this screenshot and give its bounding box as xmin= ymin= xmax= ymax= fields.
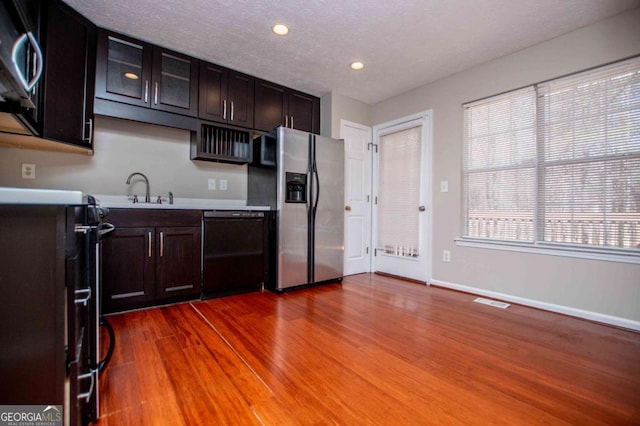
xmin=248 ymin=127 xmax=344 ymax=291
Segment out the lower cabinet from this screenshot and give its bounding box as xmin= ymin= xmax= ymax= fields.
xmin=102 ymin=209 xmax=201 ymax=313
xmin=156 ymin=226 xmax=201 ymax=298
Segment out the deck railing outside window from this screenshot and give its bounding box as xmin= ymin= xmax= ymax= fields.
xmin=467 ymin=212 xmax=639 ymax=249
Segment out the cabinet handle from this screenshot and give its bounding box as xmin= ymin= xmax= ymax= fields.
xmin=223 ymin=100 xmax=227 ymax=120
xmin=148 ymin=231 xmax=152 ymax=257
xmin=74 ymin=287 xmax=92 ymax=306
xmin=160 ymin=231 xmax=164 ymax=257
xmin=154 ymin=82 xmax=159 ymax=105
xmin=230 ymin=101 xmax=234 ymax=121
xmin=284 ymin=115 xmax=288 ymax=128
xmin=84 ymin=118 xmax=93 ymax=145
xmin=144 ymin=80 xmax=149 ymax=103
xmin=291 ymin=115 xmax=294 ymax=129
xmin=77 ymin=371 xmax=95 ymax=403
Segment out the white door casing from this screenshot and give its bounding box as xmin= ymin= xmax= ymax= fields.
xmin=341 ymin=120 xmax=373 ymax=276
xmin=372 ymin=111 xmax=432 ymax=283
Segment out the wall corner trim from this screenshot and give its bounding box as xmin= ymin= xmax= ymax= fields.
xmin=429 ymin=279 xmax=640 ymax=332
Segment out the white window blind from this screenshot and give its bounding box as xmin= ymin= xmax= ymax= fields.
xmin=537 ymin=59 xmax=640 ymax=249
xmin=463 ymin=87 xmax=537 ymax=241
xmin=378 ymin=126 xmax=421 ymax=257
xmin=463 ymin=56 xmax=640 ymax=253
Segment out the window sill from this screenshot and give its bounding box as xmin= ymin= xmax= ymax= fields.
xmin=454 ymin=238 xmax=640 ymax=265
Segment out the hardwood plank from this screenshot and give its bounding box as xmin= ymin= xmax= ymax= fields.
xmin=97 ymin=361 xmax=140 ymax=415
xmin=96 ymin=273 xmax=640 ymax=425
xmin=153 ymin=335 xmax=219 ymax=423
xmin=183 ymin=303 xmax=275 ymax=405
xmin=182 ymin=345 xmax=263 ymax=425
xmin=129 ymin=322 xmax=174 ymax=402
xmin=140 ymin=395 xmax=187 ymax=426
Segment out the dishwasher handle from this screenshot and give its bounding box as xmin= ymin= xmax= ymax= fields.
xmin=204 ymin=211 xmax=265 ymax=218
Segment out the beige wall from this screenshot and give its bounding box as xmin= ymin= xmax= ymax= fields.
xmin=321 ymin=92 xmax=371 ymax=138
xmin=320 ymin=92 xmax=332 ymax=137
xmin=370 ymin=9 xmax=640 ymax=324
xmin=0 ymin=116 xmax=247 ymax=200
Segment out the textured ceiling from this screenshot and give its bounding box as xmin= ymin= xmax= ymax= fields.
xmin=62 ymin=0 xmax=639 ymax=105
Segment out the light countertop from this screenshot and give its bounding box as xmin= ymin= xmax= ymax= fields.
xmin=0 ymin=186 xmax=86 ymax=205
xmin=94 ymin=194 xmax=270 ymax=211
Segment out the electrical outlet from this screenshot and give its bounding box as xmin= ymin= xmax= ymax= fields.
xmin=208 ymin=179 xmax=216 ymax=190
xmin=442 ymin=250 xmax=451 ymax=262
xmin=22 ymin=163 xmax=36 ymax=179
xmin=440 ymin=180 xmax=449 ymax=193
xmin=220 ymin=179 xmax=228 ymax=191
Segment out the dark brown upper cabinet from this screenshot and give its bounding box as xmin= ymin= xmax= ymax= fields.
xmin=254 ymin=78 xmax=320 ymax=134
xmin=40 ymin=1 xmax=97 ymax=148
xmin=199 ymin=62 xmax=254 ymax=128
xmin=288 ymin=90 xmax=320 ymax=134
xmin=95 ymin=30 xmax=198 ymax=117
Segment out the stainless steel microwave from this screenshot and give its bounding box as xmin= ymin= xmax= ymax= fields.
xmin=0 ymin=1 xmax=43 ymax=109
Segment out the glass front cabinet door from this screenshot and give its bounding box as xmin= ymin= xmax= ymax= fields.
xmin=96 ymin=30 xmax=198 ymax=117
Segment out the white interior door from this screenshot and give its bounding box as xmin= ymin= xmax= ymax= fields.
xmin=341 ymin=120 xmax=372 ymax=276
xmin=372 ymin=112 xmax=432 ymax=282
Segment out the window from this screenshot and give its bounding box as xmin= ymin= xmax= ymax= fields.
xmin=462 ymin=57 xmax=640 ymax=255
xmin=378 ymin=125 xmax=422 ymax=257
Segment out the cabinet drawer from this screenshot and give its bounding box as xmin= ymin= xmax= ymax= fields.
xmin=108 ymin=208 xmax=201 ymax=227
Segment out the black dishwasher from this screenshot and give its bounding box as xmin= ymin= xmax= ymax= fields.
xmin=203 ymin=211 xmax=266 ymax=296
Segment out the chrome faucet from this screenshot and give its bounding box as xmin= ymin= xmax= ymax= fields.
xmin=126 ymin=172 xmax=150 ymax=203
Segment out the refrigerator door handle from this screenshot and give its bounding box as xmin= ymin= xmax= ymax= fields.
xmin=306 ymin=170 xmax=313 ymax=214
xmin=311 ymin=135 xmax=320 ymax=218
xmin=312 ymin=163 xmax=320 ymax=218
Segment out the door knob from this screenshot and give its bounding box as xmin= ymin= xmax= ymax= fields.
xmin=418 ymin=205 xmax=426 ymax=211
xmin=345 ymin=205 xmax=352 ymax=211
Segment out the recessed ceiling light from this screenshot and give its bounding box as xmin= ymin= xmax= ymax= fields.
xmin=124 ymin=72 xmax=139 ymax=80
xmin=272 ymin=24 xmax=289 ymax=36
xmin=350 ymin=62 xmax=364 ymax=71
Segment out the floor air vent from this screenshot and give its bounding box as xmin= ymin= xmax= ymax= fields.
xmin=473 ymin=297 xmax=510 ymax=309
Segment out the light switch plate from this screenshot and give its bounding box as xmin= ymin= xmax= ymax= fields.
xmin=208 ymin=178 xmax=216 ymax=190
xmin=22 ymin=163 xmax=36 ymax=179
xmin=440 ymin=180 xmax=449 ymax=193
xmin=220 ymin=179 xmax=228 ymax=191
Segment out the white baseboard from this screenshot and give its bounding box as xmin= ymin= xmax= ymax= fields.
xmin=429 ymin=279 xmax=640 ymax=332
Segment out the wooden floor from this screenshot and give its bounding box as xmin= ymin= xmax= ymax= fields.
xmin=96 ymin=274 xmax=640 ymax=425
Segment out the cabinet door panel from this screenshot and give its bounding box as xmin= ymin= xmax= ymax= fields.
xmin=156 ymin=227 xmax=201 ymax=299
xmin=95 ymin=30 xmax=152 ymax=107
xmin=102 ymin=227 xmax=155 ymax=312
xmin=289 ymin=90 xmax=320 ymax=134
xmin=198 ymin=62 xmax=227 ymax=123
xmin=41 ymin=0 xmax=96 ymax=147
xmin=254 ymin=79 xmax=287 ymax=132
xmin=152 ymin=49 xmax=198 ymax=116
xmin=228 ymin=71 xmax=254 ymax=127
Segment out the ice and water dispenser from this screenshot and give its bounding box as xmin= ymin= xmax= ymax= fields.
xmin=285 ymin=172 xmax=307 ymax=203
